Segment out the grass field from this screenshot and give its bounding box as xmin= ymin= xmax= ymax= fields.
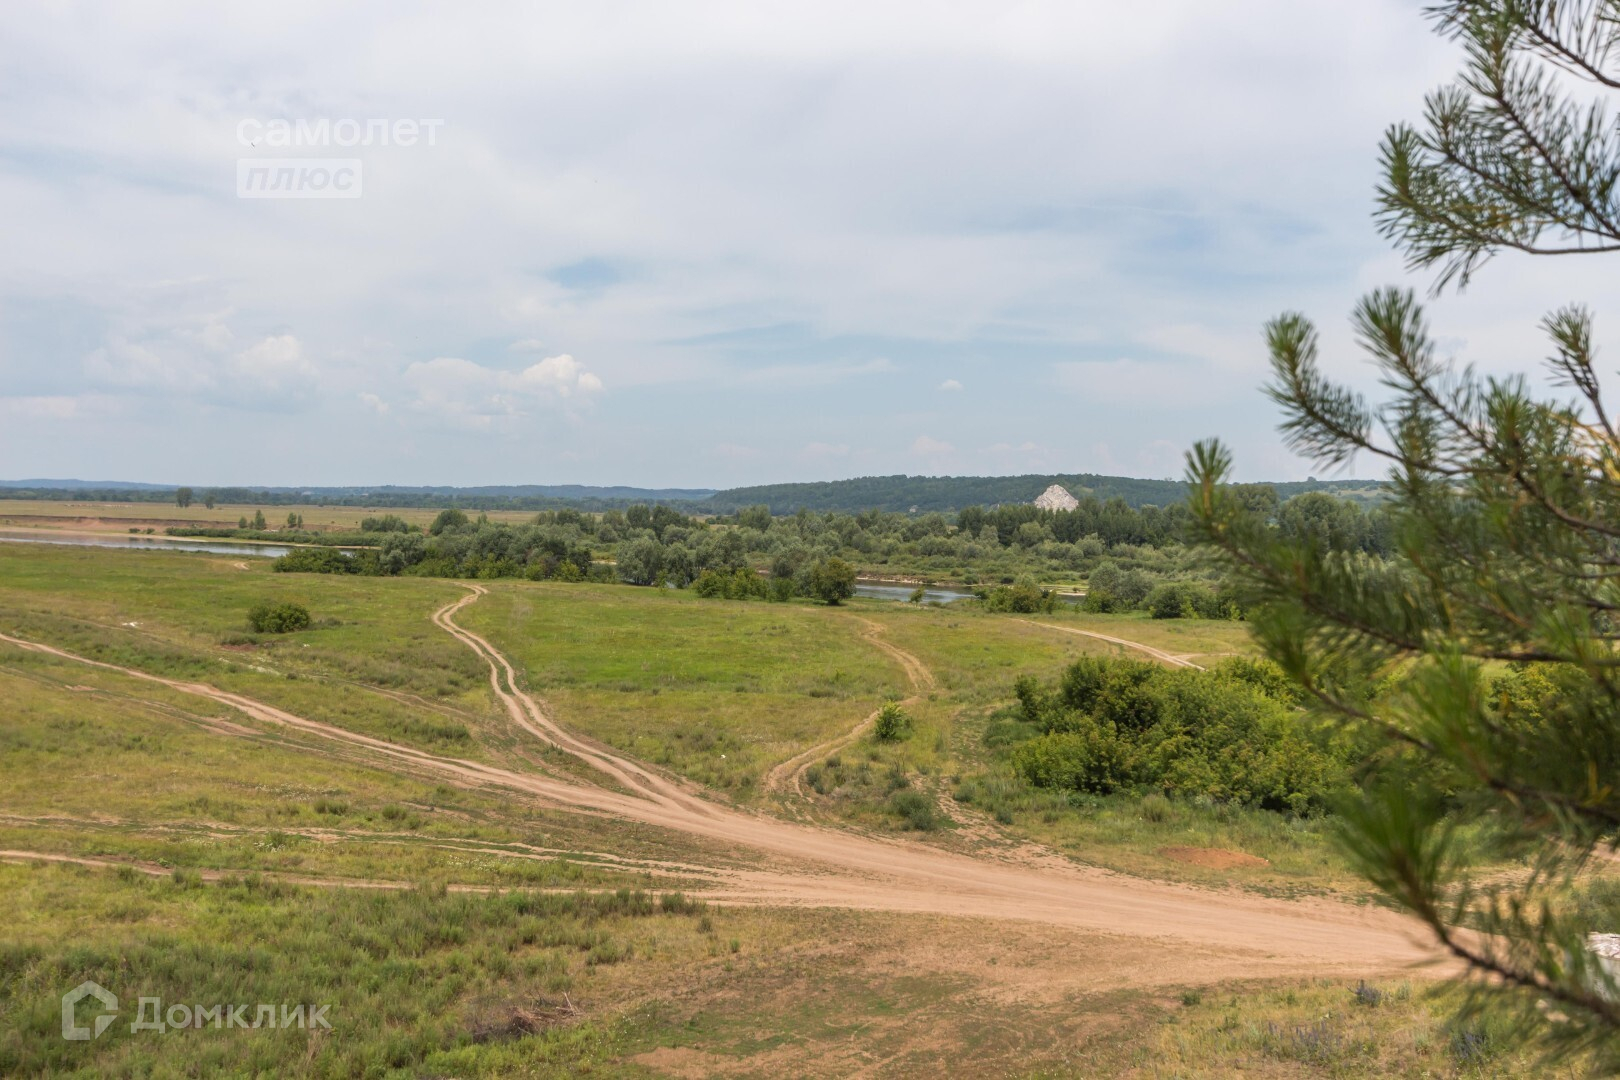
xmin=0 ymin=541 xmax=1576 ymax=1076
xmin=460 ymin=584 xmax=906 ymax=794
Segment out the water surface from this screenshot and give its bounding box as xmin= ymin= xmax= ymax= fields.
xmin=0 ymin=531 xmax=292 ymax=558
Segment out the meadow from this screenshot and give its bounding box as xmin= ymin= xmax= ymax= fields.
xmin=0 ymin=540 xmax=1573 ymax=1076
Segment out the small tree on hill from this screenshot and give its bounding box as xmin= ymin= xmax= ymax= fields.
xmin=1189 ymin=3 xmax=1620 ymax=1064
xmin=175 ymin=486 xmax=192 ymax=508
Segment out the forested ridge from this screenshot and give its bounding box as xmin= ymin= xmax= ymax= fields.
xmin=1 ymin=473 xmax=1386 ymax=515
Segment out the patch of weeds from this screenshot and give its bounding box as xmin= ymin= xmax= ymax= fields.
xmin=1140 ymin=793 xmax=1174 ymax=824
xmin=889 ymin=789 xmax=939 ymax=831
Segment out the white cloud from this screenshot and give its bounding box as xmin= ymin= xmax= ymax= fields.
xmin=232 ymin=335 xmax=315 ymax=394
xmin=0 ymin=0 xmax=1496 ymax=483
xmin=401 ymin=352 xmax=602 ymax=425
xmin=80 ymin=315 xmax=317 ymax=406
xmin=910 ymin=435 xmax=955 ymax=459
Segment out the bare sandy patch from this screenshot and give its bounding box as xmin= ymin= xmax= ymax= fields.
xmin=1158 ymin=846 xmax=1270 ymax=870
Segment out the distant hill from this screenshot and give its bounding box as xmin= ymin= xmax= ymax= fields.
xmin=702 ymin=474 xmax=1389 ymax=513
xmin=0 ymin=478 xmax=175 ymax=491
xmin=0 ymin=475 xmax=1388 ymax=514
xmin=0 ymin=481 xmax=714 ymax=512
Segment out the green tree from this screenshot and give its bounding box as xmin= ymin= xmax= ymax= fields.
xmin=615 ymin=537 xmax=664 ymax=586
xmin=175 ymin=486 xmax=193 ymax=508
xmin=252 ymin=509 xmax=267 ymax=530
xmin=203 ymin=492 xmax=216 ymax=510
xmin=956 ymin=505 xmax=986 ymax=538
xmin=1189 ymin=3 xmax=1620 ymax=1059
xmin=429 ymin=508 xmax=468 ymax=536
xmin=806 ymin=557 xmax=857 ymax=605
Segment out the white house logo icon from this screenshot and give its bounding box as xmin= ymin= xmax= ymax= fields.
xmin=61 ymin=981 xmax=118 ymax=1040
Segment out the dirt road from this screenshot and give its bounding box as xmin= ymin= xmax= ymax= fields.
xmin=763 ymin=616 xmax=935 ymax=797
xmin=0 ymin=593 xmax=1445 ymax=979
xmin=1017 ymin=618 xmax=1206 ymax=669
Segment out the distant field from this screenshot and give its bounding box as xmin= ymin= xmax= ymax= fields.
xmin=0 ymin=499 xmax=536 ymax=535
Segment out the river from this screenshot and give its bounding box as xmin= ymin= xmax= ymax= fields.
xmin=0 ymin=531 xmax=293 ymax=558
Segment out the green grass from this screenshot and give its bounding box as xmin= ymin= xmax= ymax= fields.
xmin=2 ymin=860 xmax=1563 ymax=1078
xmin=0 ymin=544 xmax=1574 ymax=1076
xmin=0 ymin=862 xmax=709 ymax=1077
xmin=0 ymin=544 xmax=506 ymax=755
xmin=0 ymin=660 xmax=702 ymax=890
xmin=461 ymin=581 xmax=906 ymax=793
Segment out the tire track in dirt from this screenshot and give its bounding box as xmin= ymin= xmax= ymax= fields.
xmin=763 ymin=615 xmax=935 ymax=798
xmin=1016 ymin=619 xmax=1206 ymax=670
xmin=0 ymin=602 xmax=1444 ymax=974
xmin=428 ymin=589 xmax=1442 ymax=971
xmin=432 ymin=585 xmax=719 ymax=818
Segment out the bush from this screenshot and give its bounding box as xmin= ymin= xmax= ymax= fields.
xmin=1140 ymin=792 xmax=1174 ymax=823
xmin=1011 ymin=725 xmax=1131 ymax=794
xmin=888 ymin=789 xmax=939 ymax=830
xmin=272 ymin=547 xmax=359 ymax=574
xmin=246 ymin=602 xmax=311 ymax=634
xmin=873 ymin=702 xmax=912 ymax=742
xmin=1003 ymin=655 xmax=1350 ymax=812
xmin=980 ymin=577 xmax=1058 ymax=613
xmin=693 ymin=567 xmax=769 ymax=600
xmin=1146 ymin=582 xmax=1198 ymax=619
xmin=1146 ymin=581 xmax=1238 ymax=620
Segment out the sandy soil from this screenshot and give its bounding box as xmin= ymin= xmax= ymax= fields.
xmin=1158 ymin=846 xmax=1272 ymax=869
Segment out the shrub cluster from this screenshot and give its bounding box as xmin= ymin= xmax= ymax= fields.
xmin=1002 ymin=656 xmax=1348 ymax=813
xmin=692 ymin=567 xmax=770 ymax=600
xmin=1082 ymin=562 xmax=1241 ymax=619
xmin=246 ymin=602 xmax=311 ymax=634
xmin=977 ymin=578 xmax=1060 ymax=613
xmin=873 ymin=702 xmax=912 ymax=741
xmin=273 ymin=548 xmax=359 ymax=574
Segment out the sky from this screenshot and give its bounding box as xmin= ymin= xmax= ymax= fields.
xmin=0 ymin=1 xmax=1610 ymax=489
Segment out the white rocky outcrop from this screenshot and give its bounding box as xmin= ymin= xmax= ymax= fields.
xmin=1034 ymin=484 xmax=1079 ymax=512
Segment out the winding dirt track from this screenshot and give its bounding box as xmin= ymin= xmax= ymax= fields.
xmin=0 ymin=590 xmax=1446 ymax=978
xmin=1017 ymin=618 xmax=1206 ymax=669
xmin=763 ymin=616 xmax=935 ymax=797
